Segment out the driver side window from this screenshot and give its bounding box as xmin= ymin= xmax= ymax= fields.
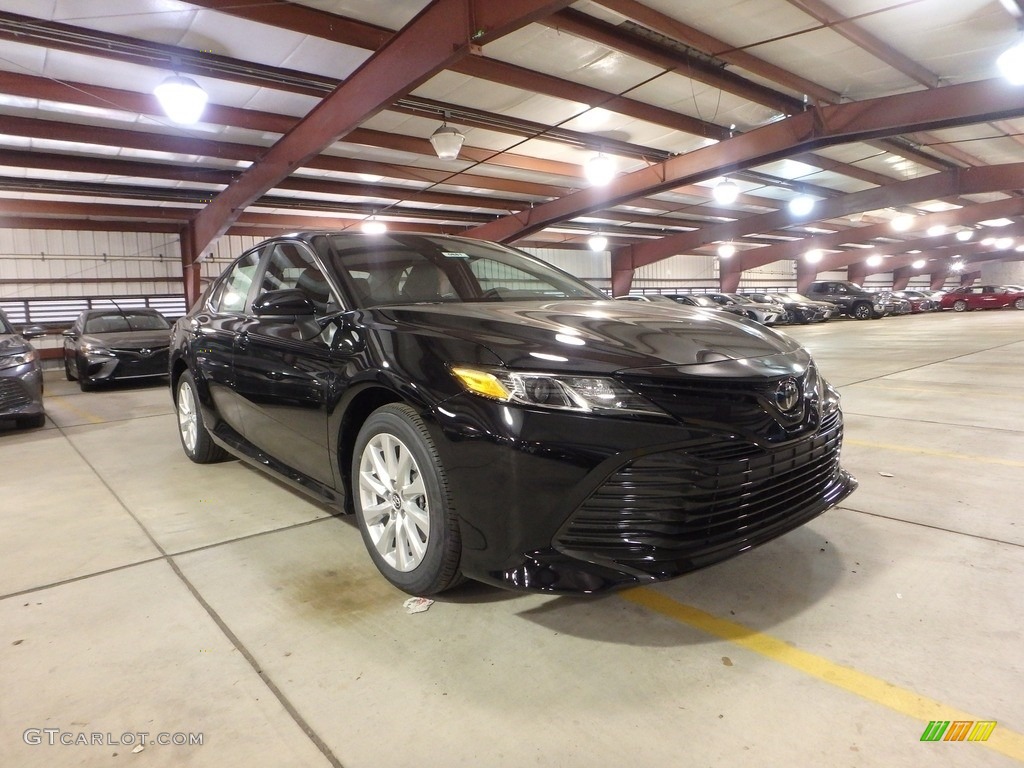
xmin=259 ymin=242 xmax=337 ymax=315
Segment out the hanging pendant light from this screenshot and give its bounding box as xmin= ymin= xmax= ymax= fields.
xmin=154 ymin=75 xmax=208 ymax=125
xmin=429 ymin=123 xmax=465 ymax=159
xmin=712 ymin=179 xmax=740 ymax=205
xmin=587 ymin=234 xmax=608 ymax=251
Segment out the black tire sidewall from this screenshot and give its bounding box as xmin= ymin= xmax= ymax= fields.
xmin=352 ymin=404 xmax=460 ymax=595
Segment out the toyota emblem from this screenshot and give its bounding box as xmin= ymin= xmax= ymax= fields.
xmin=775 ymin=378 xmax=800 ymax=412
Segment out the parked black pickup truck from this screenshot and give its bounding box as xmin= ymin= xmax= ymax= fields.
xmin=806 ymin=280 xmax=887 ymax=320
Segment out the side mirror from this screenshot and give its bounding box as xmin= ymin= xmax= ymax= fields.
xmin=62 ymin=329 xmax=77 ymax=338
xmin=21 ymin=325 xmax=47 ymax=339
xmin=252 ymin=289 xmax=316 ymax=318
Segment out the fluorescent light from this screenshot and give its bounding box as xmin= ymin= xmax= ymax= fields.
xmin=585 ymin=154 xmax=616 ymax=186
xmin=154 ymin=75 xmax=208 ymax=125
xmin=587 ymin=234 xmax=608 ymax=251
xmin=995 ymin=237 xmax=1014 ymax=250
xmin=712 ymin=179 xmax=740 ymax=204
xmin=717 ymin=243 xmax=736 ymax=258
xmin=788 ymin=195 xmax=815 ymax=216
xmin=927 ymin=225 xmax=946 ymax=237
xmin=955 ymin=229 xmax=974 ymax=242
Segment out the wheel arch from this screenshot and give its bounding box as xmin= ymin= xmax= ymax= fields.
xmin=337 ymin=386 xmax=405 ymax=513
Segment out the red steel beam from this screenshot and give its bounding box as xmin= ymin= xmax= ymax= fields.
xmin=466 ymin=79 xmax=1024 ymax=245
xmin=740 ymin=196 xmax=1024 ymax=271
xmin=188 ymin=0 xmax=591 ymax=258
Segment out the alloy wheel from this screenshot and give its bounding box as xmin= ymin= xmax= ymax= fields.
xmin=177 ymin=379 xmax=199 ymax=455
xmin=358 ymin=433 xmax=430 ymax=572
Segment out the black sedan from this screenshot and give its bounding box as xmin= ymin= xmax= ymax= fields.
xmin=742 ymin=292 xmax=824 ymax=324
xmin=63 ymin=308 xmax=171 ymax=391
xmin=170 ymin=232 xmax=856 ymax=595
xmin=0 ymin=310 xmax=46 ymax=429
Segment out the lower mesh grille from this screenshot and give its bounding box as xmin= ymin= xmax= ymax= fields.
xmin=0 ymin=378 xmax=32 ymax=410
xmin=554 ymin=409 xmax=844 ymax=573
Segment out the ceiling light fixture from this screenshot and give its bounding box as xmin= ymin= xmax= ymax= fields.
xmin=995 ymin=237 xmax=1015 ymax=250
xmin=804 ymin=249 xmax=823 ymax=263
xmin=891 ymin=214 xmax=915 ymax=232
xmin=154 ymin=75 xmax=208 ymax=125
xmin=927 ymin=224 xmax=946 ymax=237
xmin=585 ymin=153 xmax=616 ymax=186
xmin=788 ymin=195 xmax=815 ymax=216
xmin=997 ymin=34 xmax=1024 ymax=85
xmin=955 ymin=229 xmax=974 ymax=241
xmin=717 ymin=243 xmax=736 ymax=259
xmin=361 ymin=218 xmax=387 ymax=235
xmin=429 ymin=121 xmax=466 ymax=160
xmin=712 ymin=179 xmax=740 ymax=205
xmin=866 ymin=254 xmax=883 ymax=267
xmin=912 ymin=259 xmax=927 ymax=269
xmin=951 ymin=261 xmax=965 ymax=272
xmin=587 ymin=234 xmax=608 ymax=252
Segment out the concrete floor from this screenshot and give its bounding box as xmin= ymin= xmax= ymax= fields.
xmin=1 ymin=311 xmax=1022 ymax=767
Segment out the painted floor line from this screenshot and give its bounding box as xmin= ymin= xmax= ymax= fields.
xmin=621 ymin=587 xmax=1024 ymax=763
xmin=45 ymin=395 xmax=106 ymax=425
xmin=844 ymin=438 xmax=1024 ymax=468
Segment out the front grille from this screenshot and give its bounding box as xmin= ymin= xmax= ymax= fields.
xmin=554 ymin=407 xmax=844 ymax=575
xmin=110 ymin=347 xmax=169 ymax=377
xmin=0 ymin=378 xmax=32 ymax=410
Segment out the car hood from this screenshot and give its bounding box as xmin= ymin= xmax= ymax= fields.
xmin=82 ymin=330 xmax=171 ymax=348
xmin=374 ymin=300 xmax=806 ymax=376
xmin=0 ymin=334 xmax=32 ymax=358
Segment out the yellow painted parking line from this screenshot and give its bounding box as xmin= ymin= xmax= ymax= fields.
xmin=844 ymin=439 xmax=1024 ymax=469
xmin=45 ymin=395 xmax=105 ymax=425
xmin=621 ymin=587 xmax=1024 ymax=762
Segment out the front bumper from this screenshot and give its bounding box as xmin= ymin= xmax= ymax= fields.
xmin=0 ymin=363 xmax=44 ymax=418
xmin=430 ymin=380 xmax=857 ymax=593
xmin=82 ymin=348 xmax=169 ymax=383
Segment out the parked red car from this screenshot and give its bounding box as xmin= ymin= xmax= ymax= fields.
xmin=939 ymin=285 xmax=1024 ymax=312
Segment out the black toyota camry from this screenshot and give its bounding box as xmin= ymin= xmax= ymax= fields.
xmin=170 ymin=232 xmax=856 ymax=595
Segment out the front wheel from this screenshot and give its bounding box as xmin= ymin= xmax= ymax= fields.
xmin=953 ymin=300 xmax=968 ymax=312
xmin=852 ymin=302 xmax=872 ymax=320
xmin=352 ymin=403 xmax=462 ymax=595
xmin=175 ymin=371 xmax=226 ymax=463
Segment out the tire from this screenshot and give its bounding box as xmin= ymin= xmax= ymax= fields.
xmin=852 ymin=302 xmax=872 ymax=320
xmin=17 ymin=414 xmax=46 ymax=429
xmin=1014 ymin=297 xmax=1024 ymax=310
xmin=175 ymin=370 xmax=226 ymax=463
xmin=352 ymin=403 xmax=462 ymax=595
xmin=953 ymin=300 xmax=968 ymax=312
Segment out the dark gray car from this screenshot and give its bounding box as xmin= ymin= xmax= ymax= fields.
xmin=63 ymin=308 xmax=172 ymax=391
xmin=0 ymin=309 xmax=46 ymax=429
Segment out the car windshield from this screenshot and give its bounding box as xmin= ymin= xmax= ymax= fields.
xmin=688 ymin=295 xmax=718 ymax=308
xmin=0 ymin=313 xmax=12 ymax=335
xmin=85 ymin=311 xmax=170 ymax=333
xmin=315 ymin=233 xmax=604 ymax=307
xmin=780 ymin=293 xmax=814 ymax=302
xmin=727 ymin=294 xmax=753 ymax=304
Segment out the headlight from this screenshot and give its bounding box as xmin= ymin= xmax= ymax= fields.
xmin=450 ymin=366 xmax=666 ymax=417
xmin=81 ymin=342 xmax=115 ymax=357
xmin=0 ymin=347 xmax=38 ymax=371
